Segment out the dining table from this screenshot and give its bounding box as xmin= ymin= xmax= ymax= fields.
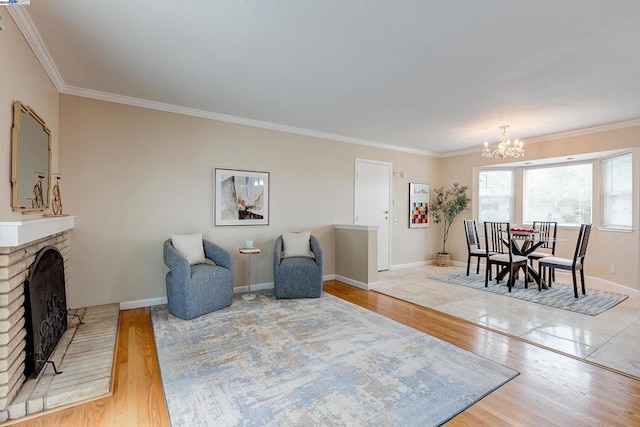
xmin=496 ymin=228 xmax=564 ymax=290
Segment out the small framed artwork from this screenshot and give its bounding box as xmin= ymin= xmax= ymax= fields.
xmin=215 ymin=168 xmax=269 ymax=226
xmin=409 ymin=182 xmax=429 ymax=228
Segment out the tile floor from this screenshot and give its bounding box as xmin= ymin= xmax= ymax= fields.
xmin=373 ymin=265 xmax=640 ymax=378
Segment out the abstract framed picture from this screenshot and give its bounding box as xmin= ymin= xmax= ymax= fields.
xmin=215 ymin=168 xmax=269 ymax=226
xmin=409 ymin=182 xmax=429 ymax=228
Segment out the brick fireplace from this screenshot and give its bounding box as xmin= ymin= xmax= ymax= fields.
xmin=0 ymin=216 xmax=75 ymax=422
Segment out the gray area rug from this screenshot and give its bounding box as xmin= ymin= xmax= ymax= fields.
xmin=431 ymin=272 xmax=628 ymax=316
xmin=151 ymin=291 xmax=518 ymax=426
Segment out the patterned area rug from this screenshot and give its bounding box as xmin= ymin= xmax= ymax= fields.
xmin=151 ymin=292 xmax=518 ymax=426
xmin=430 ymin=272 xmax=628 ymax=316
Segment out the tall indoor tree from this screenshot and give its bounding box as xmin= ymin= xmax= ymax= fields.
xmin=430 ymin=183 xmax=471 ymax=265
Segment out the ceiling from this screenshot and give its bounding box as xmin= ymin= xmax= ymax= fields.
xmin=8 ymin=1 xmax=640 ymax=155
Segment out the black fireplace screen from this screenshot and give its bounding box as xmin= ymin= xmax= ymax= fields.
xmin=24 ymin=246 xmax=67 ymax=378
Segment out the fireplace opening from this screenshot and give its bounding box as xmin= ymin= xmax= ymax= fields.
xmin=23 ymin=246 xmax=67 ymax=379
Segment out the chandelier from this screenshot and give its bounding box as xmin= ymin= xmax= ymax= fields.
xmin=481 ymin=125 xmax=524 ymax=159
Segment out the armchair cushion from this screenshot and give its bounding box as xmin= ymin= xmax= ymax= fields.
xmin=171 ymin=233 xmax=206 ymax=265
xmin=282 ymin=231 xmax=312 ymax=258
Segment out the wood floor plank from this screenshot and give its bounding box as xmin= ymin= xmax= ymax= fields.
xmin=323 ymin=280 xmax=640 ymax=426
xmin=6 ymin=308 xmax=169 ymax=427
xmin=6 ymin=281 xmax=640 ymax=426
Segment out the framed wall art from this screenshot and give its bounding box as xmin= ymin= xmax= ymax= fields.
xmin=409 ymin=182 xmax=429 ymax=228
xmin=215 ymin=168 xmax=269 ymax=226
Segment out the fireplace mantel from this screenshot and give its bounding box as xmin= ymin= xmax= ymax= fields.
xmin=0 ymin=216 xmax=75 ymax=247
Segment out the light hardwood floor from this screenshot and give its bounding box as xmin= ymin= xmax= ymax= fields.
xmin=8 ymin=280 xmax=640 ymax=426
xmin=7 ymin=307 xmax=169 ymax=427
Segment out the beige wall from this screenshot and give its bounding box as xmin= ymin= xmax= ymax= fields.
xmin=59 ymin=95 xmax=440 ymax=307
xmin=441 ymin=127 xmax=640 ymax=291
xmin=0 ymin=8 xmax=59 ymax=220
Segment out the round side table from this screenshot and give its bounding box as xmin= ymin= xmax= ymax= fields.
xmin=239 ymin=247 xmax=260 ymax=300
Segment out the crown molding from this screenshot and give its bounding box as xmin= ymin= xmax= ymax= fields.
xmin=523 ymin=118 xmax=640 ymax=144
xmin=61 ymin=85 xmax=435 ymax=157
xmin=63 ymin=83 xmax=640 ymax=159
xmin=441 ymin=118 xmax=640 ymax=158
xmin=7 ymin=7 xmax=433 ymax=159
xmin=7 ymin=6 xmax=65 ymax=92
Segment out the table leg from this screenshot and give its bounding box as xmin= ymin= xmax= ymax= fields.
xmin=242 ymin=254 xmax=256 ymax=300
xmin=494 ymin=264 xmax=547 ymax=290
xmin=526 ymin=264 xmax=548 ymax=290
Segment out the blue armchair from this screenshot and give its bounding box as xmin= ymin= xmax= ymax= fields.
xmin=163 ymin=239 xmax=234 ymax=320
xmin=273 ymin=234 xmax=323 ymax=299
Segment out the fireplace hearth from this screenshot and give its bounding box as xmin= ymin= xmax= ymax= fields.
xmin=23 ymin=246 xmax=67 ymax=379
xmin=0 ymin=217 xmax=76 ymax=422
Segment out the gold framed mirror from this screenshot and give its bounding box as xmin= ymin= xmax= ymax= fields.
xmin=11 ymin=101 xmax=52 ymax=213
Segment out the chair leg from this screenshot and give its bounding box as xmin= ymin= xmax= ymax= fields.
xmin=572 ymin=271 xmax=579 ymax=298
xmin=538 ymin=266 xmax=543 ymax=291
xmin=466 ymin=255 xmax=471 ymax=276
xmin=507 ymin=266 xmax=513 ymax=292
xmin=485 ymin=262 xmax=490 ymax=287
xmin=523 ymin=265 xmax=528 ymax=289
xmin=476 ymin=258 xmax=481 ymax=274
xmin=580 ymin=268 xmax=586 ymax=295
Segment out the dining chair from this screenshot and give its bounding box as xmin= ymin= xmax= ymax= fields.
xmin=527 ymin=221 xmax=558 ymax=275
xmin=463 ymin=220 xmax=487 ymax=276
xmin=538 ymin=224 xmax=592 ymax=298
xmin=483 ymin=222 xmax=529 ymax=292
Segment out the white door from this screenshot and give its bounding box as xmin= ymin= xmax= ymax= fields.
xmin=355 ymin=159 xmax=391 ymax=271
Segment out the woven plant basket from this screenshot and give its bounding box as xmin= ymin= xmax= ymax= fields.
xmin=435 ymin=253 xmax=451 ymax=267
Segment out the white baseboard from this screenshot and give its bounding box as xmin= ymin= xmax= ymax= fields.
xmin=390 ymin=259 xmax=468 ymax=270
xmin=398 ymin=260 xmax=640 ymax=297
xmin=390 ymin=260 xmax=430 ymax=270
xmin=119 ymin=283 xmax=276 ymax=310
xmin=552 ymin=271 xmax=640 ymax=297
xmin=120 ymin=265 xmax=639 ymax=309
xmin=120 ymin=297 xmax=167 ymax=310
xmin=234 ymin=282 xmax=274 ymax=293
xmin=120 ymin=278 xmax=341 ymax=309
xmin=334 ymin=275 xmax=374 ymax=290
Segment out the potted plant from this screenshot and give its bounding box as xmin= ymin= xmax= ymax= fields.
xmin=430 ymin=183 xmax=471 ymax=266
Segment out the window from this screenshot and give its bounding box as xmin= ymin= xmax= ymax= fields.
xmin=478 ymin=169 xmax=514 ymax=222
xmin=523 ymin=163 xmax=592 ymax=226
xmin=602 ymin=153 xmax=632 ymax=228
